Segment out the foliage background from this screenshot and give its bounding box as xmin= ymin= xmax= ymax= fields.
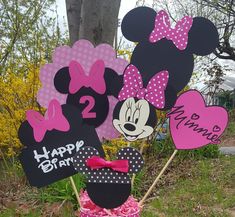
xmin=0 ymin=0 xmax=68 ymax=158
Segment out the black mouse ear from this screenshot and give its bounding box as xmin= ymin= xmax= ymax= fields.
xmin=54 ymin=67 xmax=71 ymax=94
xmin=104 ymin=68 xmax=123 ymax=98
xmin=121 ymin=6 xmax=156 ymax=42
xmin=162 ymin=85 xmax=178 ymax=111
xmin=117 ymin=147 xmax=144 ymax=174
xmin=18 ymin=121 xmax=37 ymax=146
xmin=187 ymin=17 xmax=219 ymax=56
xmin=73 ymin=146 xmax=100 ymax=175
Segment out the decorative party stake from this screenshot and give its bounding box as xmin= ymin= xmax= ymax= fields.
xmin=69 ymin=176 xmax=81 ymax=207
xmin=139 ymin=90 xmax=229 ymax=205
xmin=139 ymin=149 xmax=178 ymax=206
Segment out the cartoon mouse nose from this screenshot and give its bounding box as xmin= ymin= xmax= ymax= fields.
xmin=124 ymin=123 xmax=136 ymax=131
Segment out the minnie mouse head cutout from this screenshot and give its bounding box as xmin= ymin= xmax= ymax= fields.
xmin=37 ymin=39 xmax=128 ymax=140
xmin=111 ymin=7 xmax=219 ymax=107
xmin=73 ymin=146 xmax=144 ymax=209
xmin=112 ymin=7 xmax=219 ymax=142
xmin=18 ymin=99 xmax=104 ymax=187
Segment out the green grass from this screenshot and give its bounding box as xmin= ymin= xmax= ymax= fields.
xmin=143 ymin=156 xmax=235 ymax=217
xmin=0 ymin=156 xmax=234 ymax=217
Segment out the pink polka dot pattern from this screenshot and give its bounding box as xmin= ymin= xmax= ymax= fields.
xmin=37 ymin=40 xmax=128 ymax=140
xmin=118 ymin=64 xmax=169 ymax=109
xmin=149 ymin=10 xmax=193 ymax=50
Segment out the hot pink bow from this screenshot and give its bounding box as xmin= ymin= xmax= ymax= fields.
xmin=69 ymin=59 xmax=106 ymax=94
xmin=26 ymin=99 xmax=70 ymax=142
xmin=149 ymin=10 xmax=193 ymax=50
xmin=86 ymin=156 xmax=129 ymax=173
xmin=118 ymin=64 xmax=169 ymax=109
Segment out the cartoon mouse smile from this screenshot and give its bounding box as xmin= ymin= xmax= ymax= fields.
xmin=112 ymin=64 xmax=169 ymax=141
xmin=113 ymin=97 xmax=155 ymax=141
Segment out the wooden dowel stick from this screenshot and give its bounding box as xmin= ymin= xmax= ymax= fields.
xmin=139 ymin=149 xmax=178 ymax=206
xmin=69 ymin=176 xmax=81 ymax=207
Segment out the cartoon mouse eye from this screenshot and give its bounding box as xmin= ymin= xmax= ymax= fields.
xmin=125 ymin=107 xmax=132 ymax=122
xmin=132 ymin=108 xmax=140 ymax=124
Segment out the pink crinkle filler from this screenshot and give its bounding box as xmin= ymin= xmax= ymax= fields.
xmin=79 ymin=190 xmax=140 ymax=217
xmin=37 ymin=39 xmax=128 ymax=140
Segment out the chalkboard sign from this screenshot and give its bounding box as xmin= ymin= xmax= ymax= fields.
xmin=18 ymin=100 xmax=104 ymax=187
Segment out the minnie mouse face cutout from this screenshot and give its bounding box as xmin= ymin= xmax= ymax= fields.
xmin=73 ymin=146 xmax=144 ymax=209
xmin=18 ymin=99 xmax=104 ymax=187
xmin=112 ymin=64 xmax=168 ymax=141
xmin=121 ymin=7 xmax=219 ymax=109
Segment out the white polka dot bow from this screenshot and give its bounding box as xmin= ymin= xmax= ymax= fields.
xmin=118 ymin=64 xmax=169 ymax=109
xmin=149 ymin=10 xmax=193 ymax=50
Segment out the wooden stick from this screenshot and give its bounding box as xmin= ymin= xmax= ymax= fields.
xmin=139 ymin=149 xmax=178 ymax=206
xmin=69 ymin=176 xmax=81 ymax=207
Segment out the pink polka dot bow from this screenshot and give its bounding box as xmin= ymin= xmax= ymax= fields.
xmin=149 ymin=10 xmax=193 ymax=50
xmin=118 ymin=64 xmax=169 ymax=109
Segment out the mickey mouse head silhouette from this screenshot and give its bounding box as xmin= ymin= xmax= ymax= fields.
xmin=73 ymin=146 xmax=144 ymax=209
xmin=113 ymin=7 xmax=219 ymax=109
xmin=54 ymin=59 xmax=122 ymax=128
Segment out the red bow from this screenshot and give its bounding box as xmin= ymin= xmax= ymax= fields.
xmin=86 ymin=156 xmax=129 ymax=173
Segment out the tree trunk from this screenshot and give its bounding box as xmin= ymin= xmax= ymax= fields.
xmin=66 ymin=0 xmax=121 ymax=46
xmin=65 ymin=0 xmax=82 ymax=45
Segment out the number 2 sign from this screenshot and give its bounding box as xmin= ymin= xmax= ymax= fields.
xmin=54 ymin=59 xmax=119 ymax=127
xmin=79 ymin=96 xmax=96 ymax=119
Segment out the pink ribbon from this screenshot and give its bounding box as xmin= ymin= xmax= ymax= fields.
xmin=118 ymin=64 xmax=169 ymax=109
xmin=86 ymin=156 xmax=129 ymax=173
xmin=80 ymin=190 xmax=140 ymax=216
xmin=69 ymin=59 xmax=106 ymax=94
xmin=26 ymin=99 xmax=70 ymax=142
xmin=149 ymin=10 xmax=193 ymax=50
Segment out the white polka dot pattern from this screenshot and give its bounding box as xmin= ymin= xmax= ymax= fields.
xmin=73 ymin=146 xmax=100 ymax=174
xmin=149 ymin=10 xmax=193 ymax=50
xmin=37 ymin=40 xmax=128 ymax=140
xmin=117 ymin=147 xmax=144 ymax=174
xmin=73 ymin=146 xmax=144 ymax=184
xmin=118 ymin=64 xmax=169 ymax=109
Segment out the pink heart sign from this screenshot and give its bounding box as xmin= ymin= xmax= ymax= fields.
xmin=167 ymin=90 xmax=229 ymax=150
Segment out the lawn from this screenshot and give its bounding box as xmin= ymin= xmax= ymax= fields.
xmin=0 ymin=154 xmax=234 ymax=217
xmin=142 ymin=156 xmax=235 ymax=217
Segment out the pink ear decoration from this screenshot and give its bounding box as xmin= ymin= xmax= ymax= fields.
xmin=118 ymin=64 xmax=169 ymax=109
xmin=69 ymin=59 xmax=106 ymax=94
xmin=26 ymin=99 xmax=70 ymax=142
xmin=149 ymin=10 xmax=193 ymax=50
